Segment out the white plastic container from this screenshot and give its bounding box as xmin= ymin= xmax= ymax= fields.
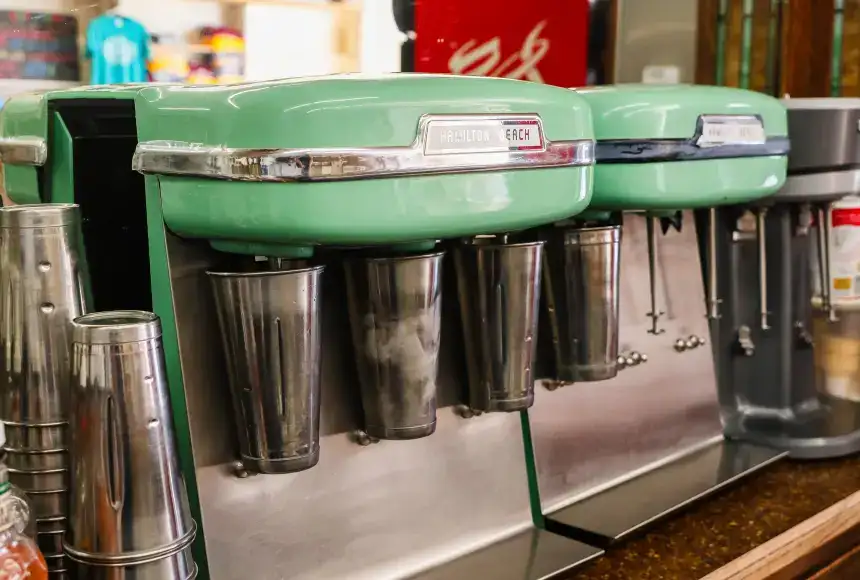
xmin=810 ymin=196 xmax=860 ymax=302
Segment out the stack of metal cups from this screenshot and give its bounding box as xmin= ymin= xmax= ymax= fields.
xmin=0 ymin=204 xmax=89 ymax=578
xmin=65 ymin=311 xmax=197 ymax=579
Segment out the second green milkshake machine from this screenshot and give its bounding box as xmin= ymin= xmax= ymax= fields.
xmin=0 ymin=75 xmax=603 ymax=579
xmin=526 ymin=84 xmax=791 ymax=548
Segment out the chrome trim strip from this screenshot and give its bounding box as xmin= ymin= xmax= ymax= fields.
xmin=132 ymin=114 xmax=594 ymax=182
xmin=132 ymin=140 xmax=594 ymax=182
xmin=0 ymin=136 xmax=48 ymax=166
xmin=595 ymin=136 xmax=790 ymax=164
xmin=594 ymin=113 xmax=788 ymax=164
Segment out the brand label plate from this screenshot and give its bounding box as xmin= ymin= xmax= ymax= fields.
xmin=696 ymin=115 xmax=766 ymax=148
xmin=422 ymin=116 xmax=545 ymax=155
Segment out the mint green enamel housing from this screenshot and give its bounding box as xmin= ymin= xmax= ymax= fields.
xmin=2 ymin=77 xmax=596 ymax=244
xmin=592 ymin=157 xmax=785 ymax=210
xmin=0 ymin=85 xmax=159 ymax=204
xmin=575 ymin=84 xmax=789 ymax=210
xmin=133 ymin=75 xmax=594 ymax=249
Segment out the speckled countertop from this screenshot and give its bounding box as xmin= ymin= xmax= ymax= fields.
xmin=564 ymin=456 xmax=860 ymax=580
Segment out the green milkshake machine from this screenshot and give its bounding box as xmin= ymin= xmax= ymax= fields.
xmin=0 ymin=75 xmax=605 ymax=579
xmin=526 ymin=85 xmax=791 ymax=548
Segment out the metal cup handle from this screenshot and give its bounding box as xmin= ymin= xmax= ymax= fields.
xmin=495 ymin=283 xmax=507 ymax=367
xmin=102 ymin=395 xmax=125 ymax=511
xmin=77 ymin=271 xmax=88 ymax=318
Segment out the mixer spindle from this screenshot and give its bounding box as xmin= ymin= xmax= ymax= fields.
xmin=817 ymin=203 xmax=838 ymax=322
xmin=268 ymin=257 xmax=306 ymax=271
xmin=707 ymin=207 xmax=721 ymax=320
xmin=646 ymin=215 xmax=664 ymax=335
xmin=756 ymin=207 xmax=770 ymax=330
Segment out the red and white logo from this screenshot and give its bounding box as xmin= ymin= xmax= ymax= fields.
xmin=448 ymin=21 xmax=550 ymax=82
xmin=414 ymin=0 xmax=588 ymax=87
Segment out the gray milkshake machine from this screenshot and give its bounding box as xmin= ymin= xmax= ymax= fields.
xmin=710 ymin=97 xmax=860 ymax=458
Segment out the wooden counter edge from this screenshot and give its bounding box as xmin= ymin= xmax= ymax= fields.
xmin=703 ymin=487 xmax=860 ymax=580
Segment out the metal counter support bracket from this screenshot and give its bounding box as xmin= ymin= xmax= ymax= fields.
xmin=350 ymin=430 xmax=381 ymax=446
xmin=453 ymin=405 xmax=484 ymax=419
xmin=540 ymin=380 xmax=571 ymax=392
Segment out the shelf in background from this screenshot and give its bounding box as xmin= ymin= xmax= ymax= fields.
xmin=0 ymin=79 xmax=80 ymax=98
xmin=196 ymin=0 xmax=339 ymax=8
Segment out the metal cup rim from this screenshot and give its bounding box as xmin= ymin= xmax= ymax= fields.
xmin=8 ymin=466 xmax=67 ymax=475
xmin=73 ymin=310 xmax=161 ymax=344
xmin=569 ymin=224 xmax=620 ymax=232
xmin=206 ymin=265 xmax=325 ymax=278
xmin=457 ymin=240 xmax=545 ymax=250
xmin=562 ymin=224 xmax=622 ymax=245
xmin=2 ymin=420 xmax=67 ymax=428
xmin=4 ymin=446 xmax=67 ymax=455
xmin=64 ymin=520 xmax=196 ymax=566
xmin=3 ymin=447 xmax=69 ymax=455
xmin=24 ymin=488 xmax=68 ymax=495
xmin=346 ymin=250 xmax=445 ymax=264
xmin=0 ymin=203 xmax=79 ymax=229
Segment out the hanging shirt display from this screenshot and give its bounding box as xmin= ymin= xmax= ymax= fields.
xmin=86 ymin=14 xmax=149 ymax=85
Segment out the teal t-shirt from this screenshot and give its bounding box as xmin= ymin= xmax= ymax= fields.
xmin=86 ymin=15 xmax=149 ymax=85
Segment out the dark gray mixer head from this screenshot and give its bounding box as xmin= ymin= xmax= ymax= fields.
xmin=779 ymin=98 xmax=860 ymax=202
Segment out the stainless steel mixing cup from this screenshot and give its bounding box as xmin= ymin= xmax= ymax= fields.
xmin=0 ymin=203 xmax=88 ymax=424
xmin=208 ymin=266 xmax=324 ymax=474
xmin=66 ymin=311 xmax=196 ymax=568
xmin=454 ymin=238 xmax=543 ymax=412
xmin=344 ymin=251 xmax=444 ymax=439
xmin=542 ymin=225 xmax=622 ymax=382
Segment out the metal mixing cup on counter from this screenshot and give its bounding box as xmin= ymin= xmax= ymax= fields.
xmin=208 ymin=266 xmax=324 ymax=474
xmin=542 ymin=225 xmax=622 ymax=382
xmin=344 ymin=251 xmax=444 ymax=439
xmin=0 ymin=203 xmax=90 ymax=578
xmin=454 ymin=236 xmax=544 ymax=412
xmin=65 ymin=311 xmax=196 ymax=579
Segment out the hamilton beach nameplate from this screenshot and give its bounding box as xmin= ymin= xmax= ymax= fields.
xmin=696 ymin=115 xmax=766 ymax=148
xmin=422 ymin=115 xmax=546 ymax=155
